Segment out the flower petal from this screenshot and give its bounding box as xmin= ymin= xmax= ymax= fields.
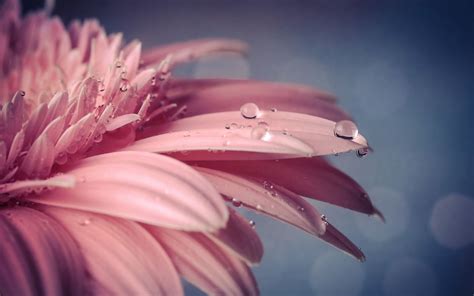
xmin=134 ymin=110 xmax=367 ymax=160
xmin=141 ymin=38 xmax=248 ymax=68
xmin=145 ymin=225 xmax=258 ymax=295
xmin=194 ymin=158 xmax=383 ymax=218
xmin=167 ymin=78 xmax=351 ymax=122
xmin=208 ymin=207 xmax=264 ymax=265
xmin=320 ymin=222 xmax=366 ymax=262
xmin=27 ymin=151 xmax=228 ymax=231
xmin=41 ymin=207 xmax=183 ymax=295
xmin=0 ymin=207 xmax=87 ymax=295
xmin=195 ymin=167 xmax=326 ymax=236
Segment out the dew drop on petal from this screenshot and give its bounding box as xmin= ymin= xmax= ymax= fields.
xmin=334 ymin=120 xmax=358 ymax=139
xmin=232 ymin=198 xmax=242 ymax=208
xmin=240 ymin=103 xmax=260 ymax=119
xmin=270 ymin=108 xmax=277 ymax=112
xmin=80 ymin=218 xmax=91 ymax=226
xmin=249 ymin=220 xmax=256 ymax=229
xmin=93 ymin=133 xmax=103 ymax=143
xmin=55 ymin=152 xmax=68 ymax=165
xmin=251 ymin=123 xmax=269 ymax=140
xmin=357 ymin=148 xmax=369 ymax=158
xmin=224 ymin=123 xmax=231 ymax=129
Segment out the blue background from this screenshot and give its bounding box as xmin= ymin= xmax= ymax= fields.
xmin=23 ymin=0 xmax=474 ymax=295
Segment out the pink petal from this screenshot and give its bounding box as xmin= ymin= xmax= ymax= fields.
xmin=320 ymin=222 xmax=366 ymax=262
xmin=105 ymin=113 xmax=140 ymax=131
xmin=134 ymin=110 xmax=367 ymax=160
xmin=145 ymin=226 xmax=258 ymax=295
xmin=0 ymin=174 xmax=75 ymax=195
xmin=195 ymin=167 xmax=326 ymax=236
xmin=208 ymin=207 xmax=264 ymax=265
xmin=167 ymin=78 xmax=351 ymax=122
xmin=141 ymin=38 xmax=248 ymax=68
xmin=195 ymin=158 xmax=383 ymax=218
xmin=41 ymin=207 xmax=183 ymax=295
xmin=27 ymin=151 xmax=228 ymax=231
xmin=20 ymin=133 xmax=55 ymax=178
xmin=5 ymin=129 xmax=24 ymax=169
xmin=0 ymin=207 xmax=87 ymax=295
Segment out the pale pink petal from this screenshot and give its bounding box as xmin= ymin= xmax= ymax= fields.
xmin=167 ymin=78 xmax=351 ymax=122
xmin=0 ymin=174 xmax=75 ymax=196
xmin=320 ymin=222 xmax=366 ymax=262
xmin=146 ymin=226 xmax=258 ymax=295
xmin=20 ymin=133 xmax=55 ymax=178
xmin=134 ymin=110 xmax=367 ymax=160
xmin=195 ymin=167 xmax=326 ymax=236
xmin=0 ymin=207 xmax=87 ymax=295
xmin=2 ymin=91 xmax=25 ymax=146
xmin=41 ymin=207 xmax=183 ymax=295
xmin=195 ymin=158 xmax=383 ymax=218
xmin=24 ymin=102 xmax=48 ymax=147
xmin=105 ymin=113 xmax=140 ymax=131
xmin=123 ymin=41 xmax=141 ymax=80
xmin=208 ymin=207 xmax=264 ymax=265
xmin=141 ymin=38 xmax=248 ymax=68
xmin=5 ymin=129 xmax=24 ymax=169
xmin=27 ymin=151 xmax=228 ymax=231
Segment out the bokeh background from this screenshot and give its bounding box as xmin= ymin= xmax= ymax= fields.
xmin=23 ymin=0 xmax=474 ymax=295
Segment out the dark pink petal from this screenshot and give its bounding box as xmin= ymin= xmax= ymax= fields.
xmin=195 ymin=158 xmax=383 ymax=218
xmin=141 ymin=38 xmax=247 ymax=68
xmin=195 ymin=167 xmax=326 ymax=236
xmin=42 ymin=207 xmax=183 ymax=295
xmin=167 ymin=78 xmax=351 ymax=122
xmin=146 ymin=226 xmax=258 ymax=295
xmin=320 ymin=222 xmax=366 ymax=262
xmin=0 ymin=207 xmax=87 ymax=295
xmin=28 ymin=151 xmax=228 ymax=231
xmin=208 ymin=208 xmax=264 ymax=265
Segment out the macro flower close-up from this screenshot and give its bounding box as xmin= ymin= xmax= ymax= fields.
xmin=1 ymin=0 xmax=473 ymax=295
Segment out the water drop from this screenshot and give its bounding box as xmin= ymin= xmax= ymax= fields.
xmin=251 ymin=124 xmax=269 ymax=140
xmin=93 ymin=133 xmax=103 ymax=143
xmin=357 ymin=147 xmax=368 ymax=158
xmin=240 ymin=103 xmax=260 ymax=119
xmin=225 ymin=124 xmax=231 ymax=129
xmin=256 ymin=204 xmax=263 ymax=211
xmin=119 ymin=83 xmax=128 ymax=92
xmin=270 ymin=108 xmax=277 ymax=112
xmin=230 ymin=123 xmax=239 ymax=129
xmin=321 ymin=214 xmax=329 ymax=225
xmin=231 ymin=198 xmax=242 ymax=208
xmin=55 ymin=152 xmax=68 ymax=165
xmin=19 ymin=90 xmax=26 ymax=96
xmin=334 ymin=120 xmax=358 ymax=139
xmin=80 ymin=218 xmax=91 ymax=226
xmin=249 ymin=220 xmax=256 ymax=229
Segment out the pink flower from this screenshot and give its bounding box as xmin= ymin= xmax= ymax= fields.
xmin=0 ymin=0 xmax=382 ymax=294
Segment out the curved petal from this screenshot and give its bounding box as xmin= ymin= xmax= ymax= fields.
xmin=195 ymin=167 xmax=326 ymax=236
xmin=320 ymin=222 xmax=366 ymax=262
xmin=0 ymin=207 xmax=87 ymax=295
xmin=194 ymin=158 xmax=383 ymax=218
xmin=41 ymin=207 xmax=183 ymax=295
xmin=145 ymin=226 xmax=258 ymax=295
xmin=134 ymin=110 xmax=368 ymax=160
xmin=208 ymin=208 xmax=263 ymax=265
xmin=27 ymin=151 xmax=228 ymax=232
xmin=141 ymin=38 xmax=248 ymax=68
xmin=167 ymin=78 xmax=351 ymax=122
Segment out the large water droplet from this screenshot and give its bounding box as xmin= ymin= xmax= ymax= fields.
xmin=240 ymin=103 xmax=260 ymax=119
xmin=251 ymin=122 xmax=269 ymax=140
xmin=357 ymin=147 xmax=368 ymax=158
xmin=334 ymin=120 xmax=358 ymax=139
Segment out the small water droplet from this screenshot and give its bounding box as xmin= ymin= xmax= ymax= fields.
xmin=298 ymin=206 xmax=305 ymax=212
xmin=231 ymin=198 xmax=242 ymax=208
xmin=55 ymin=152 xmax=68 ymax=165
xmin=240 ymin=103 xmax=260 ymax=119
xmin=224 ymin=124 xmax=231 ymax=129
xmin=230 ymin=123 xmax=239 ymax=129
xmin=357 ymin=147 xmax=368 ymax=158
xmin=256 ymin=204 xmax=263 ymax=211
xmin=119 ymin=83 xmax=128 ymax=92
xmin=19 ymin=90 xmax=26 ymax=96
xmin=321 ymin=214 xmax=329 ymax=225
xmin=249 ymin=220 xmax=256 ymax=229
xmin=334 ymin=120 xmax=358 ymax=140
xmin=270 ymin=108 xmax=277 ymax=112
xmin=80 ymin=218 xmax=91 ymax=226
xmin=93 ymin=133 xmax=103 ymax=143
xmin=282 ymin=129 xmax=290 ymax=135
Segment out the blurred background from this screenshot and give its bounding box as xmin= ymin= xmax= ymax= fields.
xmin=23 ymin=0 xmax=474 ymax=295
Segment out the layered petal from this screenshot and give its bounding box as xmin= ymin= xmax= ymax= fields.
xmin=208 ymin=208 xmax=264 ymax=265
xmin=146 ymin=225 xmax=258 ymax=295
xmin=194 ymin=157 xmax=383 ymax=217
xmin=41 ymin=207 xmax=183 ymax=295
xmin=27 ymin=151 xmax=228 ymax=231
xmin=133 ymin=110 xmax=367 ymax=160
xmin=167 ymin=78 xmax=351 ymax=121
xmin=0 ymin=207 xmax=87 ymax=295
xmin=320 ymin=222 xmax=366 ymax=262
xmin=195 ymin=167 xmax=326 ymax=236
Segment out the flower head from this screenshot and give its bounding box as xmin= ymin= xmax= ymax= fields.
xmin=0 ymin=0 xmax=382 ymax=294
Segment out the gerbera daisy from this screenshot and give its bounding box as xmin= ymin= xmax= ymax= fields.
xmin=0 ymin=0 xmax=382 ymax=294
